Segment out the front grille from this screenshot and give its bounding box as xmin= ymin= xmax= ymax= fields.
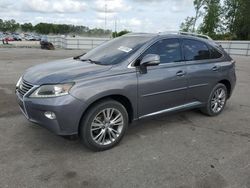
xmin=17 ymin=79 xmax=34 ymax=98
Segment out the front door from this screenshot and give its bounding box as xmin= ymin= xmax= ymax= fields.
xmin=137 ymin=38 xmax=188 ymax=118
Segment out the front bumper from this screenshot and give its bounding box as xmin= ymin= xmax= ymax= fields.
xmin=16 ymin=91 xmax=87 ymax=135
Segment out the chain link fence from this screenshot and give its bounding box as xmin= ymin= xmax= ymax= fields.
xmin=47 ymin=36 xmax=110 ymax=50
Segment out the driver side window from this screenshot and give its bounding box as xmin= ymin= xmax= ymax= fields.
xmin=140 ymin=38 xmax=182 ymax=64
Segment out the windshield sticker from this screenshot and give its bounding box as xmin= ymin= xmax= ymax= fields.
xmin=118 ymin=46 xmax=132 ymax=53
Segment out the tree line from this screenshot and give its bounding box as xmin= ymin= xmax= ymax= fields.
xmin=0 ymin=19 xmax=113 ymax=36
xmin=0 ymin=19 xmax=131 ymax=37
xmin=180 ymin=0 xmax=250 ymax=40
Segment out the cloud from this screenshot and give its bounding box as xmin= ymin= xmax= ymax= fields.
xmin=0 ymin=0 xmax=17 ymax=12
xmin=132 ymin=0 xmax=193 ymax=13
xmin=116 ymin=18 xmax=142 ymax=31
xmin=96 ymin=12 xmax=117 ymax=20
xmin=127 ymin=18 xmax=142 ymax=27
xmin=93 ymin=0 xmax=131 ymax=13
xmin=0 ymin=1 xmax=12 ymax=8
xmin=171 ymin=0 xmax=193 ymax=12
xmin=22 ymin=0 xmax=87 ymax=13
xmin=92 ymin=0 xmax=132 ymax=29
xmin=0 ymin=0 xmax=196 ymax=32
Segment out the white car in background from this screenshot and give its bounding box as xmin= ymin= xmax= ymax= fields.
xmin=0 ymin=34 xmax=5 ymax=41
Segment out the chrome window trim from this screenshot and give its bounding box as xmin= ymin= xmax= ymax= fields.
xmin=127 ymin=36 xmax=224 ymax=69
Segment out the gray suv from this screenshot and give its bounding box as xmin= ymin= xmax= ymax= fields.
xmin=16 ymin=33 xmax=236 ymax=151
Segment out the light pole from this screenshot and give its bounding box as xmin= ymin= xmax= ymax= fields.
xmin=105 ymin=0 xmax=107 ymax=31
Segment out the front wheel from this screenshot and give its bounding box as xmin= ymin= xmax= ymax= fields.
xmin=80 ymin=99 xmax=128 ymax=151
xmin=201 ymin=83 xmax=228 ymax=116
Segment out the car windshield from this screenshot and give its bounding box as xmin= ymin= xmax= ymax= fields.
xmin=80 ymin=35 xmax=153 ymax=65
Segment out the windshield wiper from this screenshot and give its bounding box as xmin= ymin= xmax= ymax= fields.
xmin=80 ymin=58 xmax=102 ymax=65
xmin=73 ymin=53 xmax=86 ymax=60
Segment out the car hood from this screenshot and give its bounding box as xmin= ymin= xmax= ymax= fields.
xmin=23 ymin=58 xmax=112 ymax=85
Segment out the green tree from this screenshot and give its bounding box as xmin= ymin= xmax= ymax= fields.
xmin=192 ymin=0 xmax=205 ymax=31
xmin=180 ymin=17 xmax=195 ymax=32
xmin=199 ymin=0 xmax=221 ymax=37
xmin=223 ymin=0 xmax=250 ymax=40
xmin=232 ymin=0 xmax=250 ymax=39
xmin=21 ymin=23 xmax=33 ymax=32
xmin=34 ymin=23 xmax=48 ymax=34
xmin=0 ymin=19 xmax=19 ymax=32
xmin=224 ymin=0 xmax=238 ymax=33
xmin=112 ymin=30 xmax=130 ymax=38
xmin=180 ymin=0 xmax=205 ymax=32
xmin=0 ymin=19 xmax=4 ymax=31
xmin=0 ymin=19 xmax=114 ymax=37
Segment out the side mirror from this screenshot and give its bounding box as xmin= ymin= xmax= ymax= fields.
xmin=139 ymin=54 xmax=160 ymax=74
xmin=141 ymin=54 xmax=160 ymax=66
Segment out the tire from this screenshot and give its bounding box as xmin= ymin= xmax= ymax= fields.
xmin=201 ymin=83 xmax=228 ymax=116
xmin=79 ymin=99 xmax=128 ymax=151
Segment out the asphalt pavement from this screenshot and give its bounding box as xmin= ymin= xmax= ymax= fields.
xmin=0 ymin=48 xmax=249 ymax=188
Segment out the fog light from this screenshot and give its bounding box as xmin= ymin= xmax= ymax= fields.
xmin=44 ymin=111 xmax=56 ymax=120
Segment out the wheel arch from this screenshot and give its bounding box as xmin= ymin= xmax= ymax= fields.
xmin=218 ymin=79 xmax=231 ymax=98
xmin=78 ymin=94 xmax=134 ymax=134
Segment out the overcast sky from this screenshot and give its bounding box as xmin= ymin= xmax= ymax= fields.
xmin=0 ymin=0 xmax=195 ymax=32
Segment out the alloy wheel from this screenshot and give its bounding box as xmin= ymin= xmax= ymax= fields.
xmin=211 ymin=87 xmax=226 ymax=113
xmin=90 ymin=108 xmax=124 ymax=146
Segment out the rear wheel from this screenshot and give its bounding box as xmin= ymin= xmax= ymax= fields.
xmin=80 ymin=99 xmax=128 ymax=151
xmin=201 ymin=83 xmax=227 ymax=116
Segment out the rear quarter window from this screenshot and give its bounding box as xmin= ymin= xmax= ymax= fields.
xmin=183 ymin=39 xmax=210 ymax=61
xmin=209 ymin=46 xmax=223 ymax=59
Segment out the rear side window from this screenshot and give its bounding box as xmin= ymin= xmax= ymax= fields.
xmin=209 ymin=46 xmax=223 ymax=59
xmin=183 ymin=39 xmax=210 ymax=61
xmin=142 ymin=38 xmax=182 ymax=64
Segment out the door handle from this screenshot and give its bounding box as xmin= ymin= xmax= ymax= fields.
xmin=176 ymin=70 xmax=186 ymax=77
xmin=212 ymin=66 xmax=220 ymax=71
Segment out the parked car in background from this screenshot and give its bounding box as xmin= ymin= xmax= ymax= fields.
xmin=0 ymin=32 xmax=42 ymax=41
xmin=24 ymin=34 xmax=41 ymax=41
xmin=40 ymin=35 xmax=48 ymax=42
xmin=34 ymin=35 xmax=41 ymax=41
xmin=13 ymin=35 xmax=22 ymax=41
xmin=4 ymin=35 xmax=14 ymax=41
xmin=0 ymin=34 xmax=4 ymax=41
xmin=25 ymin=35 xmax=36 ymax=41
xmin=40 ymin=40 xmax=55 ymax=50
xmin=16 ymin=32 xmax=236 ymax=151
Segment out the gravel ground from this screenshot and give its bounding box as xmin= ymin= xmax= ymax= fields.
xmin=0 ymin=48 xmax=249 ymax=188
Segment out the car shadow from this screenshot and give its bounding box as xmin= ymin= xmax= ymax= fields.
xmin=19 ymin=109 xmax=204 ymax=154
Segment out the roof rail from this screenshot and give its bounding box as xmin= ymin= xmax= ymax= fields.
xmin=179 ymin=31 xmax=212 ymax=40
xmin=124 ymin=32 xmax=155 ymax=36
xmin=159 ymin=31 xmax=212 ymax=40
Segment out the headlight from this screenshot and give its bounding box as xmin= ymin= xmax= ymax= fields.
xmin=29 ymin=83 xmax=74 ymax=98
xmin=16 ymin=76 xmax=22 ymax=88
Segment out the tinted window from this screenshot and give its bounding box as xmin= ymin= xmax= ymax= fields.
xmin=183 ymin=39 xmax=210 ymax=61
xmin=80 ymin=36 xmax=153 ymax=65
xmin=142 ymin=39 xmax=182 ymax=64
xmin=209 ymin=46 xmax=223 ymax=59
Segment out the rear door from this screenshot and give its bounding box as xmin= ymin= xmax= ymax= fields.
xmin=183 ymin=39 xmax=223 ymax=103
xmin=137 ymin=38 xmax=188 ymax=117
